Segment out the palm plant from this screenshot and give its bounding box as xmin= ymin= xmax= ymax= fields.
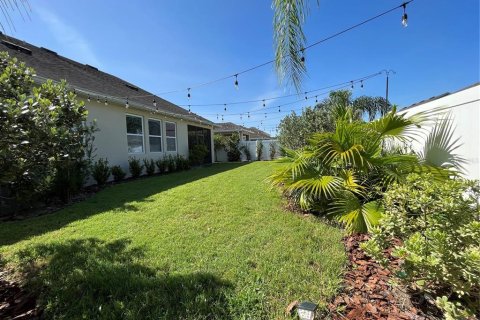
xmin=269 ymin=105 xmax=463 ymax=233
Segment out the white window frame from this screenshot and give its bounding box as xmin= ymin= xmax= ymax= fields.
xmin=148 ymin=118 xmax=162 ymax=153
xmin=126 ymin=114 xmax=145 ymax=154
xmin=165 ymin=121 xmax=177 ymax=152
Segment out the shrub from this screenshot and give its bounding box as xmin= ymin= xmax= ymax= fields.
xmin=0 ymin=52 xmax=96 ymax=212
xmin=189 ymin=144 xmax=209 ymax=165
xmin=240 ymin=145 xmax=251 ymax=161
xmin=155 ymin=158 xmax=166 ymax=174
xmin=362 ymin=174 xmax=480 ymax=318
xmin=92 ymin=158 xmax=111 ymax=186
xmin=226 ymin=133 xmax=241 ymax=162
xmin=111 ymin=165 xmax=126 ymax=182
xmin=176 ymin=155 xmax=191 ymax=171
xmin=128 ymin=157 xmax=144 ymax=178
xmin=256 ymin=140 xmax=264 ymax=161
xmin=163 ymin=155 xmax=176 ymax=173
xmin=143 ymin=158 xmax=156 ymax=176
xmin=269 ymin=143 xmax=276 ymax=160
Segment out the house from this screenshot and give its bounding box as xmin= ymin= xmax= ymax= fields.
xmin=246 ymin=127 xmax=271 ymax=141
xmin=213 ymin=122 xmax=254 ymax=141
xmin=401 ymin=82 xmax=479 ymax=180
xmin=214 ymin=122 xmax=272 ymax=141
xmin=0 ymin=33 xmax=215 ymax=174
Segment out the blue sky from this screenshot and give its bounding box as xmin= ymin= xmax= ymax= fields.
xmin=8 ymin=0 xmax=480 ymax=134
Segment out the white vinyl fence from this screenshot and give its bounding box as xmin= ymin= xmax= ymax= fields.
xmin=215 ymin=140 xmax=281 ymax=162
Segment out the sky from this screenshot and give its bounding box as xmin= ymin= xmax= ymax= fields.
xmin=5 ymin=0 xmax=480 ymax=134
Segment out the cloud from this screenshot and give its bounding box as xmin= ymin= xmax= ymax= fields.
xmin=35 ymin=7 xmax=102 ymax=68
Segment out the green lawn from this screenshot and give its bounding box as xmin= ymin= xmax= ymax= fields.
xmin=0 ymin=162 xmax=345 ymax=319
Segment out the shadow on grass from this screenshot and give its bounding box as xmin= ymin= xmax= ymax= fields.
xmin=0 ymin=163 xmax=246 ymax=246
xmin=15 ymin=238 xmax=234 ymax=319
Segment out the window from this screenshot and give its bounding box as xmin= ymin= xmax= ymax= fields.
xmin=165 ymin=122 xmax=177 ymax=152
xmin=148 ymin=119 xmax=162 ymax=152
xmin=126 ymin=115 xmax=144 ymax=153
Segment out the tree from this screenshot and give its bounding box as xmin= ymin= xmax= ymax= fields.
xmin=278 ymin=90 xmax=389 ymax=149
xmin=269 ymin=98 xmax=463 ymax=233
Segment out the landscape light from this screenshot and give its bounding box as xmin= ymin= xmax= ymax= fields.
xmin=297 ymin=301 xmax=318 ymax=320
xmin=401 ymin=3 xmax=408 ymax=27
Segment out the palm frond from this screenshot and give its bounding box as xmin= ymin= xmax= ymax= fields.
xmin=273 ymin=0 xmax=308 ymax=91
xmin=287 ymin=175 xmax=343 ymax=199
xmin=329 ymin=192 xmax=384 ymax=233
xmin=417 ymin=112 xmax=466 ymax=172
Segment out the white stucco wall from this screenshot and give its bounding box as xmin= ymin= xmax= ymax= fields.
xmin=215 ymin=140 xmax=280 ymax=162
xmin=85 ymin=100 xmax=214 ymax=177
xmin=400 ymin=84 xmax=480 ymax=181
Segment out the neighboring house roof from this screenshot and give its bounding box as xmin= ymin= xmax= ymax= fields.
xmin=402 ymin=82 xmax=480 ymax=110
xmin=0 ymin=33 xmax=213 ymax=125
xmin=247 ymin=127 xmax=271 ymax=140
xmin=213 ymin=122 xmax=255 ymax=134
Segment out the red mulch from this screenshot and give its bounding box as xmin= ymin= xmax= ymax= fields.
xmin=328 ymin=234 xmax=437 ymax=320
xmin=0 ymin=271 xmax=42 ymax=320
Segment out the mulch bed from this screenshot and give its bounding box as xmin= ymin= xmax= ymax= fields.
xmin=328 ymin=234 xmax=440 ymax=320
xmin=0 ymin=271 xmax=42 ymax=320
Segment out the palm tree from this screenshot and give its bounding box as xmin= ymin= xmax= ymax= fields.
xmin=269 ymin=104 xmax=463 ymax=233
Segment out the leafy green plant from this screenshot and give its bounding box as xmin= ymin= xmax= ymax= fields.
xmin=164 ymin=155 xmax=176 ymax=173
xmin=269 ymin=143 xmax=277 ymax=160
xmin=362 ymin=174 xmax=480 ymax=319
xmin=175 ymin=155 xmax=191 ymax=171
xmin=189 ymin=144 xmax=209 ymax=166
xmin=226 ymin=133 xmax=241 ymax=162
xmin=128 ymin=157 xmax=144 ymax=178
xmin=269 ymin=105 xmax=462 ymax=233
xmin=256 ymin=140 xmax=264 ymax=161
xmin=111 ymin=165 xmax=126 ymax=182
xmin=155 ymin=158 xmax=166 ymax=174
xmin=92 ymin=158 xmax=111 ymax=186
xmin=0 ymin=52 xmax=96 ymax=212
xmin=240 ymin=145 xmax=251 ymax=161
xmin=143 ymin=158 xmax=156 ymax=176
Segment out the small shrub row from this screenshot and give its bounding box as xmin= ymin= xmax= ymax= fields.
xmin=91 ymin=155 xmax=190 ymax=186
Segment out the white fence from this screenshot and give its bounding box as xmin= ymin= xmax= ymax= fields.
xmin=215 ymin=140 xmax=281 ymax=162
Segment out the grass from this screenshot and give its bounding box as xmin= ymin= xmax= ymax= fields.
xmin=0 ymin=162 xmax=345 ymax=319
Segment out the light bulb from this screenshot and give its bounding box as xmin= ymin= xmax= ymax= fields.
xmin=153 ymin=99 xmax=157 ymax=108
xmin=125 ymin=99 xmax=129 ymax=109
xmin=187 ymin=88 xmax=191 ymax=100
xmin=224 ymin=104 xmax=227 ymax=111
xmin=234 ymin=74 xmax=239 ymax=89
xmin=401 ymin=3 xmax=408 ymax=27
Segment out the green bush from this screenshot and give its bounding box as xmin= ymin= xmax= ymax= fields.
xmin=0 ymin=52 xmax=96 ymax=212
xmin=92 ymin=158 xmax=111 ymax=186
xmin=256 ymin=140 xmax=264 ymax=161
xmin=240 ymin=145 xmax=251 ymax=161
xmin=226 ymin=133 xmax=241 ymax=162
xmin=269 ymin=143 xmax=276 ymax=160
xmin=111 ymin=165 xmax=126 ymax=182
xmin=189 ymin=144 xmax=209 ymax=165
xmin=176 ymin=155 xmax=191 ymax=171
xmin=164 ymin=155 xmax=176 ymax=173
xmin=155 ymin=158 xmax=166 ymax=174
xmin=128 ymin=157 xmax=144 ymax=178
xmin=143 ymin=158 xmax=156 ymax=176
xmin=362 ymin=174 xmax=480 ymax=318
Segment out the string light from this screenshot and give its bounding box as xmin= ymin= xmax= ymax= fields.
xmin=216 ymin=114 xmax=219 ymax=120
xmin=240 ymin=113 xmax=243 ymax=120
xmin=104 ymin=97 xmax=108 ymax=105
xmin=305 ymin=92 xmax=308 ymax=100
xmin=361 ymin=80 xmax=364 ymax=88
xmin=188 ymin=105 xmax=191 ymax=112
xmin=248 ymin=112 xmax=250 ymax=118
xmin=153 ymin=99 xmax=157 ymax=108
xmin=221 ymin=115 xmax=224 ymax=121
xmin=87 ymin=95 xmax=91 ymax=102
xmin=96 ymin=96 xmax=100 ymax=103
xmin=224 ymin=103 xmax=227 ymax=111
xmin=315 ymin=95 xmax=318 ymax=103
xmin=187 ymin=88 xmax=191 ymax=99
xmin=263 ymin=99 xmax=265 ymax=107
xmin=351 ymin=81 xmax=354 ymax=89
xmin=264 ymin=113 xmax=267 ymax=118
xmin=300 ymin=48 xmax=305 ymax=63
xmin=401 ymin=3 xmax=408 ymax=27
xmin=234 ymin=74 xmax=239 ymax=89
xmin=125 ymin=98 xmax=129 ymax=109
xmin=278 ymin=106 xmax=281 ymax=112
